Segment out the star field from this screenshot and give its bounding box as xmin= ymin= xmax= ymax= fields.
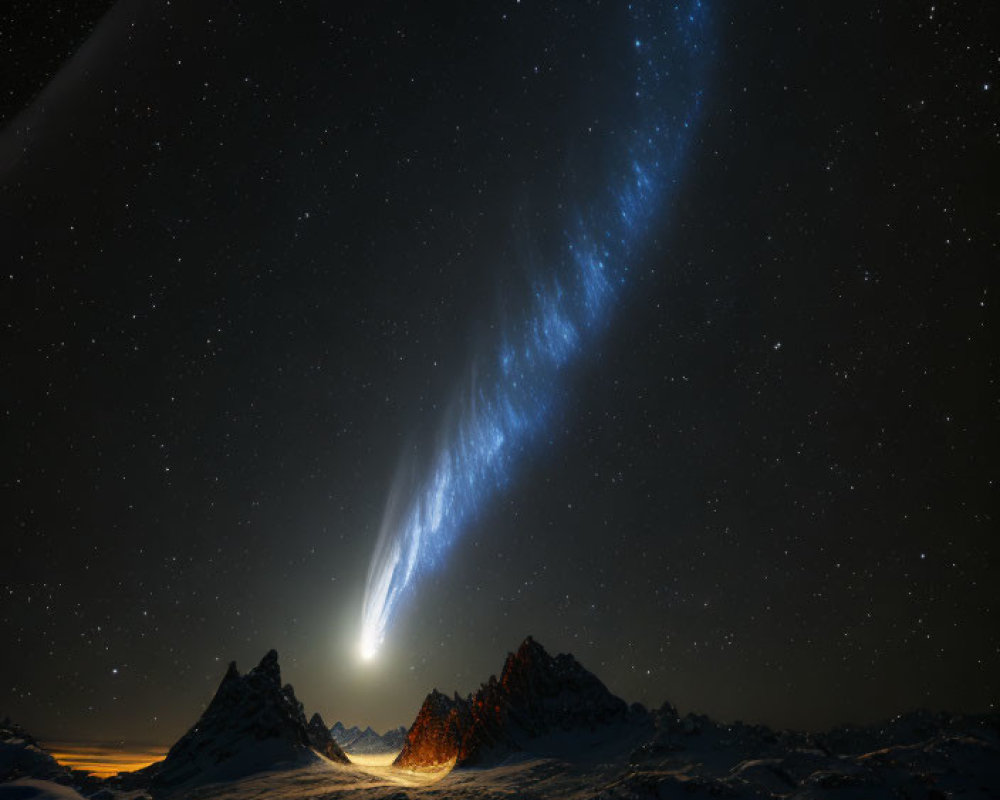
xmin=0 ymin=0 xmax=996 ymax=745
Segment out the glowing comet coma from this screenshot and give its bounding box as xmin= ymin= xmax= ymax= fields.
xmin=359 ymin=1 xmax=711 ymax=660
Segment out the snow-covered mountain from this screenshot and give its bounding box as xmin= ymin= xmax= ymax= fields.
xmin=330 ymin=722 xmax=407 ymax=754
xmin=149 ymin=649 xmax=347 ymax=797
xmin=3 ymin=639 xmax=997 ymax=800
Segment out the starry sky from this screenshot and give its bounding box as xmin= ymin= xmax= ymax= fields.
xmin=1 ymin=0 xmax=996 ymax=747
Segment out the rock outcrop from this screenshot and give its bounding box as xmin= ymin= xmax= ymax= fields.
xmin=395 ymin=636 xmax=628 ymax=767
xmin=0 ymin=718 xmax=69 ymax=783
xmin=306 ymin=712 xmax=345 ymax=761
xmin=151 ymin=650 xmax=347 ymax=796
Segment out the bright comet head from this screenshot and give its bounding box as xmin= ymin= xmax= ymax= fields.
xmin=358 ymin=628 xmax=381 ymax=662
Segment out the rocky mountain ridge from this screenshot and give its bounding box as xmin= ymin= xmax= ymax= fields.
xmin=3 ymin=638 xmax=997 ymax=800
xmin=0 ymin=718 xmax=70 ymax=784
xmin=395 ymin=635 xmax=629 ymax=767
xmin=149 ymin=649 xmax=347 ymax=797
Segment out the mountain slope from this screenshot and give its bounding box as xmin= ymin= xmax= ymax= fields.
xmin=395 ymin=636 xmax=629 ymax=767
xmin=150 ymin=650 xmax=347 ymax=797
xmin=0 ymin=719 xmax=70 ymax=783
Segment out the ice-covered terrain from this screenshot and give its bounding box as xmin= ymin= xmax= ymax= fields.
xmin=75 ymin=717 xmax=1000 ymax=800
xmin=3 ymin=642 xmax=998 ymax=799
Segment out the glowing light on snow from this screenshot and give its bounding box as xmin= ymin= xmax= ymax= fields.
xmin=360 ymin=1 xmax=711 ymax=659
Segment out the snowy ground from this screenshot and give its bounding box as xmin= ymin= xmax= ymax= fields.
xmin=135 ymin=731 xmax=650 ymax=800
xmin=176 ymin=756 xmax=451 ymax=799
xmin=5 ymin=722 xmax=998 ymax=800
xmin=165 ymin=723 xmax=1000 ymax=800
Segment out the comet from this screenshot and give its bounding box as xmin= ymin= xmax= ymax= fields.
xmin=359 ymin=0 xmax=711 ymax=661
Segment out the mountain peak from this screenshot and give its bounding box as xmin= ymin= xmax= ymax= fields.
xmin=250 ymin=648 xmax=281 ymax=686
xmin=306 ymin=711 xmax=345 ymax=762
xmin=395 ymin=636 xmax=627 ymax=768
xmin=152 ymin=650 xmax=347 ymax=796
xmin=517 ymin=634 xmax=542 ymax=656
xmin=502 ymin=635 xmax=555 ymax=682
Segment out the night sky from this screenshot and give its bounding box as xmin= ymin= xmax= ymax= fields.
xmin=2 ymin=0 xmax=996 ymax=747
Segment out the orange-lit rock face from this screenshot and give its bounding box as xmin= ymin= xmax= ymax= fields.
xmin=393 ymin=690 xmax=468 ymax=767
xmin=394 ymin=636 xmax=628 ymax=768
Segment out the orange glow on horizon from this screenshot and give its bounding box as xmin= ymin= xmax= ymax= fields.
xmin=44 ymin=742 xmax=167 ymax=779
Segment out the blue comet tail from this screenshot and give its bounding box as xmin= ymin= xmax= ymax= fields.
xmin=360 ymin=1 xmax=711 ymax=659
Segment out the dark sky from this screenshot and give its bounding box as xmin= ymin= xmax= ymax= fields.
xmin=1 ymin=0 xmax=996 ymax=746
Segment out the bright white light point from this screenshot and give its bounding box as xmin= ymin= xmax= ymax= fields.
xmin=358 ymin=629 xmax=380 ymax=662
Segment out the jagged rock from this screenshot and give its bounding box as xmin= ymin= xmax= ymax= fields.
xmin=306 ymin=712 xmax=346 ymax=761
xmin=0 ymin=718 xmax=69 ymax=782
xmin=394 ymin=690 xmax=474 ymax=767
xmin=395 ymin=635 xmax=628 ymax=767
xmin=150 ymin=649 xmax=347 ymax=797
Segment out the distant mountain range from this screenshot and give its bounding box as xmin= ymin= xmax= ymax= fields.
xmin=2 ymin=637 xmax=998 ymax=799
xmin=329 ymin=722 xmax=407 ymax=755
